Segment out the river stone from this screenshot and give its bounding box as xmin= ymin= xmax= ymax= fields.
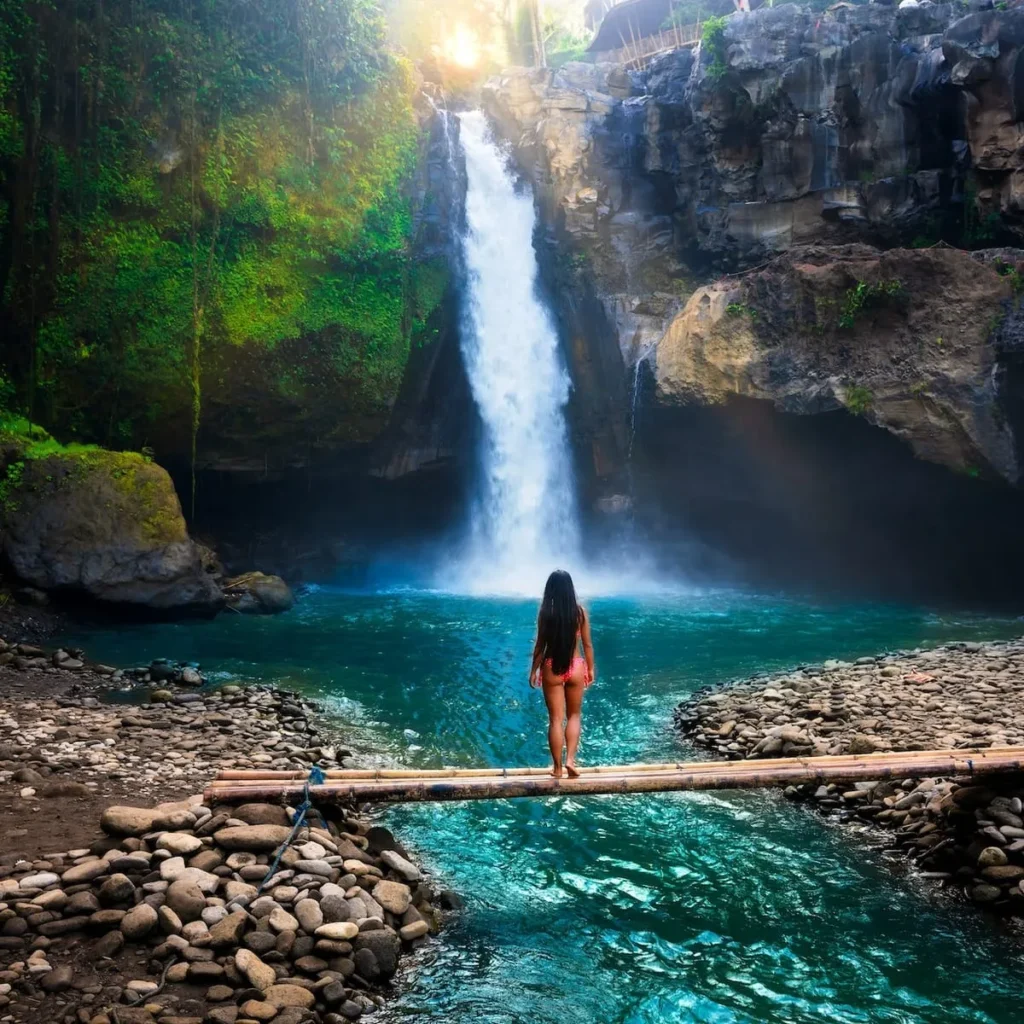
xmin=207 ymin=985 xmax=234 ymax=1002
xmin=244 ymin=931 xmax=278 ymax=955
xmin=353 ymin=927 xmax=400 ymax=977
xmin=264 ymin=984 xmax=315 ymax=1009
xmin=971 ymin=884 xmax=1002 ymax=902
xmin=100 ymin=873 xmax=136 ymax=904
xmin=981 ymin=865 xmax=1024 ymax=882
xmin=353 ymin=946 xmax=380 ymax=980
xmin=208 ymin=910 xmax=248 ymax=948
xmin=233 ymin=804 xmax=292 ymax=828
xmin=157 ymin=833 xmax=203 ymax=856
xmin=19 ymin=872 xmax=59 ymax=889
xmin=90 ymin=909 xmax=127 ymax=928
xmin=320 ymin=894 xmax=351 ymax=923
xmin=67 ymin=891 xmax=101 ymax=915
xmin=294 ymin=899 xmax=323 ymax=934
xmin=214 ymin=825 xmax=291 ymax=851
xmin=159 ymin=905 xmax=183 ymax=935
xmin=316 ymin=922 xmax=359 ymax=941
xmin=240 ymin=1001 xmax=278 ymax=1022
xmin=41 ymin=965 xmax=74 ymax=992
xmin=235 ymin=949 xmax=276 ymax=991
xmin=400 ymin=920 xmax=429 ymax=941
xmin=92 ymin=929 xmax=124 ymax=959
xmin=32 ymin=889 xmax=68 ymax=911
xmin=224 ymin=880 xmax=259 ymax=903
xmin=101 ymin=805 xmax=194 ymax=837
xmin=62 ymin=859 xmax=109 ymax=885
xmin=372 ymin=880 xmax=411 ymax=915
xmin=379 ymin=849 xmax=421 ymax=881
xmin=166 ymin=879 xmax=207 ymax=923
xmin=294 ymin=859 xmax=333 ymax=877
xmin=121 ymin=902 xmax=159 ymax=940
xmin=269 ymin=907 xmax=300 ymax=933
xmin=978 ymin=846 xmax=1009 ymax=868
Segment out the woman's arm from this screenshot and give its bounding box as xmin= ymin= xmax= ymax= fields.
xmin=529 ymin=618 xmax=544 ymax=688
xmin=581 ymin=607 xmax=595 ymax=685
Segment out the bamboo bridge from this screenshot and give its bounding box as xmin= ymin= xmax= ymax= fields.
xmin=205 ymin=746 xmax=1024 ymax=805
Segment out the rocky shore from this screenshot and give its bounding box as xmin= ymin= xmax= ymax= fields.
xmin=675 ymin=638 xmax=1024 ymax=927
xmin=0 ymin=639 xmax=443 ymax=1024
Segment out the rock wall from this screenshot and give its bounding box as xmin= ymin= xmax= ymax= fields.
xmin=655 ymin=243 xmax=1020 ymax=483
xmin=482 ymin=4 xmax=1024 ymax=495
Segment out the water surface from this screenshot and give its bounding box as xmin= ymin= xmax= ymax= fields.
xmin=63 ymin=588 xmax=1024 ymax=1023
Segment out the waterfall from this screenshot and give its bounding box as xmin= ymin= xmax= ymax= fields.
xmin=451 ymin=111 xmax=581 ymax=595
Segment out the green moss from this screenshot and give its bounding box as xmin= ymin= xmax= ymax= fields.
xmin=725 ymin=302 xmax=758 ymax=321
xmin=845 ymin=386 xmax=874 ymax=416
xmin=701 ymin=16 xmax=730 ymax=81
xmin=838 ymin=280 xmax=905 ymax=329
xmin=0 ymin=0 xmax=425 ymax=456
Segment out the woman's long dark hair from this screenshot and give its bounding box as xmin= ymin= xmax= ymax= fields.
xmin=534 ymin=570 xmax=583 ymax=675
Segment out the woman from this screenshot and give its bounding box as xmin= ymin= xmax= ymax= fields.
xmin=530 ymin=570 xmax=595 ymax=778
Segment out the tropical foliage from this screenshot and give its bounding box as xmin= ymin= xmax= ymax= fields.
xmin=0 ymin=0 xmax=440 ymax=472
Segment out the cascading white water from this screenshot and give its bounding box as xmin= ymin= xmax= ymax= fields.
xmin=452 ymin=111 xmax=581 ymax=595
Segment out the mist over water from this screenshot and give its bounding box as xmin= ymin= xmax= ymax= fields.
xmin=448 ymin=112 xmax=581 ymax=596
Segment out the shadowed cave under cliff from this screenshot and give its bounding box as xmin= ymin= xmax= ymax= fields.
xmin=631 ymin=392 xmax=1024 ymax=607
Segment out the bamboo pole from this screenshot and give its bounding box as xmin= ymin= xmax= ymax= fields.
xmin=204 ymin=747 xmax=1024 ymax=806
xmin=210 ymin=746 xmax=1024 ymax=783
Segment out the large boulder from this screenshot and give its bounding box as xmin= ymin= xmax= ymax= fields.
xmin=653 ymin=244 xmax=1020 ymax=482
xmin=223 ymin=572 xmax=294 ymax=614
xmin=0 ymin=447 xmax=223 ymax=615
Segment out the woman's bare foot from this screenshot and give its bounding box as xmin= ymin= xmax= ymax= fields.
xmin=565 ymin=761 xmax=580 ymax=778
xmin=550 ymin=764 xmax=564 ymax=778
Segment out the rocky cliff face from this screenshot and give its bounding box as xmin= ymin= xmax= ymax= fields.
xmin=656 ymin=244 xmax=1021 ymax=483
xmin=482 ymin=4 xmax=1024 ymax=490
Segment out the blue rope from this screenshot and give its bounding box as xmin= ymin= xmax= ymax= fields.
xmin=226 ymin=765 xmax=325 ymax=909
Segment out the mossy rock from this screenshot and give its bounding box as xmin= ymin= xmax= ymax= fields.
xmin=0 ymin=449 xmax=223 ymax=615
xmin=223 ymin=572 xmax=294 ymax=615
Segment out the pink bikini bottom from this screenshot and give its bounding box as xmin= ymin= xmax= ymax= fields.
xmin=544 ymin=656 xmax=588 ymax=684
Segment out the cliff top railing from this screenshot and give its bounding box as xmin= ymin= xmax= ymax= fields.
xmin=594 ymin=22 xmax=702 ymax=69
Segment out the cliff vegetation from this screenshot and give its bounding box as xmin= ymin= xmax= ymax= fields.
xmin=0 ymin=0 xmax=446 ymax=482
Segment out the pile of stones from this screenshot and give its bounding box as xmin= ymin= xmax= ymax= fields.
xmin=675 ymin=637 xmax=1024 ymax=923
xmin=778 ymin=776 xmax=1024 ymax=918
xmin=0 ymin=641 xmax=116 ymax=677
xmin=675 ymin=639 xmax=1024 ymax=759
xmin=0 ymin=797 xmax=439 ymax=1024
xmin=0 ymin=687 xmax=346 ymax=795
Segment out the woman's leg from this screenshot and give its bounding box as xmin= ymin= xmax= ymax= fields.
xmin=542 ymin=682 xmax=566 ymax=777
xmin=564 ymin=670 xmax=585 ymax=777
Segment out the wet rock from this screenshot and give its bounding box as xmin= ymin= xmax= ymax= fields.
xmin=223 ymin=573 xmax=295 ymax=615
xmin=379 ymin=850 xmax=421 ymax=882
xmin=372 ymin=880 xmax=411 ymax=915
